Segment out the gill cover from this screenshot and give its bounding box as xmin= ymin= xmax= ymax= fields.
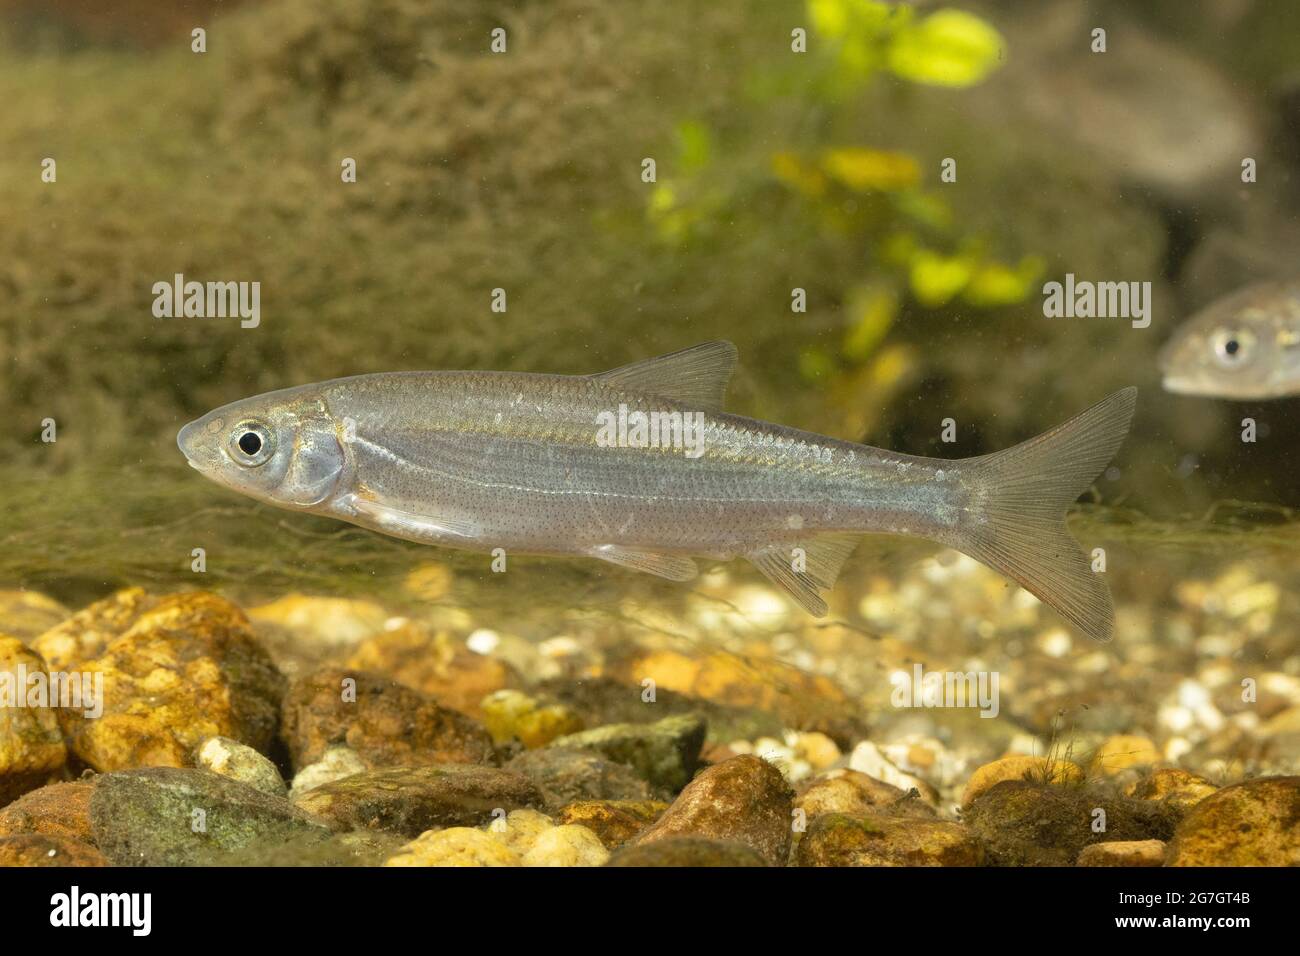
xmin=281 ymin=419 xmax=346 ymax=506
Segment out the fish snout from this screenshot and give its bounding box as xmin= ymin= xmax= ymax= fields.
xmin=177 ymin=419 xmax=204 ymax=468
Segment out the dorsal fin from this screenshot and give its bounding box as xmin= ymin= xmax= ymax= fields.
xmin=592 ymin=341 xmax=737 ymax=413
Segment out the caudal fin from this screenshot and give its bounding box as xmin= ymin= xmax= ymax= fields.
xmin=956 ymin=388 xmax=1137 ymax=643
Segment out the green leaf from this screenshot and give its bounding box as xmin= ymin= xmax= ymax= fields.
xmin=886 ymin=9 xmax=1005 ymax=87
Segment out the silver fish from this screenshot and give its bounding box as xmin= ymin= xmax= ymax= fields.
xmin=1159 ymin=280 xmax=1300 ymax=399
xmin=177 ymin=342 xmax=1136 ymax=641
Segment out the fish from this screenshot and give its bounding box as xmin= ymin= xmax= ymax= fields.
xmin=1159 ymin=279 xmax=1300 ymax=399
xmin=177 ymin=342 xmax=1136 ymax=641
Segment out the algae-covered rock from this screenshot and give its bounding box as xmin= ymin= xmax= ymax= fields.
xmin=56 ymin=592 xmax=284 ymax=772
xmin=0 ymin=781 xmax=96 ymax=845
xmin=505 ymin=748 xmax=655 ymax=808
xmin=0 ymin=636 xmax=67 ymax=804
xmin=795 ymin=812 xmax=983 ymax=867
xmin=0 ymin=833 xmax=108 ymax=868
xmin=197 ymin=736 xmax=287 ymax=798
xmin=798 ymin=769 xmax=937 ymax=820
xmin=1166 ymin=776 xmax=1300 ymax=867
xmin=631 ymin=755 xmax=793 ymax=866
xmin=481 ymin=689 xmax=584 ymax=748
xmin=606 ymin=836 xmax=769 ymax=867
xmin=90 ymin=766 xmax=330 ymax=866
xmin=556 ymin=799 xmax=668 ymax=849
xmin=344 ymin=623 xmax=517 ymax=719
xmin=281 ymin=668 xmax=495 ymax=772
xmin=960 ymin=755 xmax=1083 ymax=809
xmin=1077 ymin=839 xmax=1166 ymax=867
xmin=292 ymin=764 xmax=545 ymax=837
xmin=964 ymin=780 xmax=1180 ymax=866
xmin=385 ymin=827 xmax=521 ymax=867
xmin=548 ymin=713 xmax=706 ymax=791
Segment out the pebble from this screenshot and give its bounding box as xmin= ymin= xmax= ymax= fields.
xmin=281 ymin=668 xmax=495 ymax=772
xmin=795 ymin=812 xmax=983 ymax=866
xmin=1077 ymin=839 xmax=1166 ymax=867
xmin=291 ymin=764 xmax=545 ymax=837
xmin=521 ymin=824 xmax=609 ymax=866
xmin=0 ymin=780 xmax=97 ymax=845
xmin=89 ymin=767 xmax=329 ymax=866
xmin=0 ymin=636 xmax=67 ymax=803
xmin=964 ymin=780 xmax=1180 ymax=866
xmin=343 ymin=622 xmax=517 ymax=719
xmin=288 ymin=745 xmax=367 ymax=799
xmin=481 ymin=689 xmax=584 ymax=748
xmin=0 ymin=833 xmax=108 ymax=867
xmin=0 ymin=589 xmax=69 ymax=642
xmin=55 ymin=592 xmax=284 ymax=772
xmin=1125 ymin=768 xmax=1218 ymax=814
xmin=484 ymin=808 xmax=555 ymax=855
xmin=197 ymin=736 xmax=287 ymax=797
xmin=631 ymin=755 xmax=794 ymax=866
xmin=848 ymin=741 xmax=939 ymax=805
xmin=556 ymin=800 xmax=667 ymax=849
xmin=30 ymin=587 xmax=153 ymax=670
xmin=798 ymin=769 xmax=937 ymax=820
xmin=960 ymin=755 xmax=1083 ymax=809
xmin=505 ymin=747 xmax=654 ymax=807
xmin=549 ymin=713 xmax=706 ymax=792
xmin=385 ymin=827 xmax=521 ymax=867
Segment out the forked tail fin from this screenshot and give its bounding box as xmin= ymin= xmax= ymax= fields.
xmin=956 ymin=388 xmax=1137 ymax=643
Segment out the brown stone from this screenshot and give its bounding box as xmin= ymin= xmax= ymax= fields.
xmin=282 ymin=668 xmax=495 ymax=772
xmin=0 ymin=781 xmax=96 ymax=844
xmin=632 ymin=755 xmax=793 ymax=865
xmin=556 ymin=799 xmax=668 ymax=848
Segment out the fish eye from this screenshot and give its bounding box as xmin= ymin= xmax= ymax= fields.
xmin=229 ymin=420 xmax=274 ymax=466
xmin=1211 ymin=328 xmax=1254 ymax=368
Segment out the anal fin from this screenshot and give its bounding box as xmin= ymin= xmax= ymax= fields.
xmin=589 ymin=545 xmax=698 ymax=582
xmin=747 ymin=534 xmax=860 ymax=617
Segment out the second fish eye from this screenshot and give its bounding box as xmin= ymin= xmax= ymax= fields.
xmin=230 ymin=421 xmax=274 ymax=465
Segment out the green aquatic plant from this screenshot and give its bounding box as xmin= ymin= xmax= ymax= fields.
xmin=643 ymin=0 xmax=1040 ymax=439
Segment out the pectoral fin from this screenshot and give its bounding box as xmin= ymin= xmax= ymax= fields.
xmin=746 ymin=535 xmax=860 ymax=617
xmin=343 ymin=494 xmax=480 ymax=541
xmin=588 ymin=545 xmax=698 ymax=581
